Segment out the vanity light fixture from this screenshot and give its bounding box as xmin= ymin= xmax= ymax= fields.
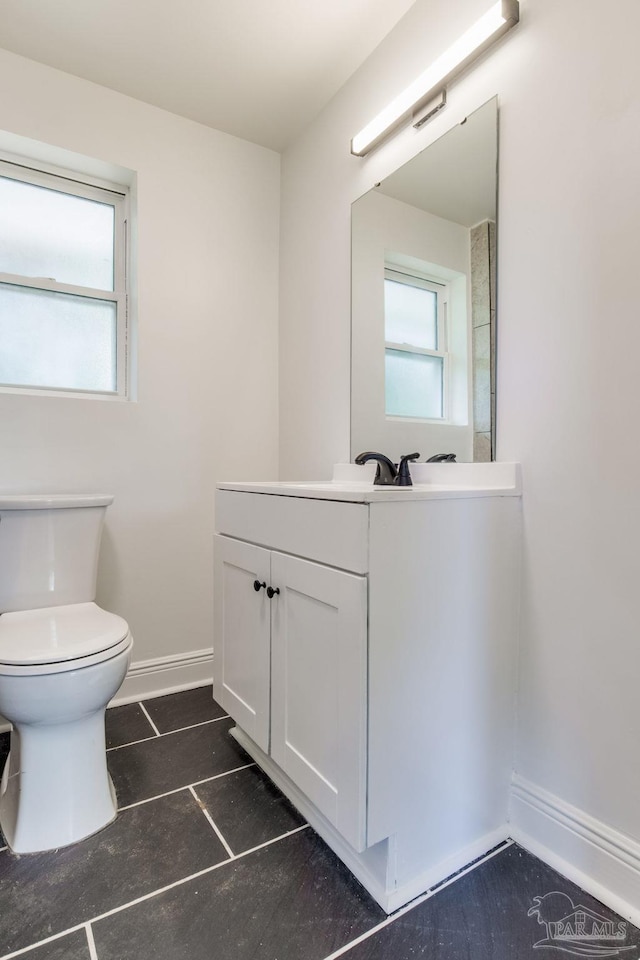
xmin=350 ymin=0 xmax=518 ymax=156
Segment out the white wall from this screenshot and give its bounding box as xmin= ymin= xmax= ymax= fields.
xmin=280 ymin=0 xmax=640 ymax=915
xmin=0 ymin=50 xmax=280 ymax=679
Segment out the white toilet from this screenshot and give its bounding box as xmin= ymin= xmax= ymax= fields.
xmin=0 ymin=494 xmax=133 ymax=854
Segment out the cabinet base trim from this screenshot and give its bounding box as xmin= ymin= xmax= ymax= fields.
xmin=510 ymin=774 xmax=640 ymax=927
xmin=387 ymin=825 xmax=511 ymax=914
xmin=231 ymin=725 xmax=509 ymax=914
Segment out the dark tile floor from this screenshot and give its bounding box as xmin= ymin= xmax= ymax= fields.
xmin=0 ymin=686 xmax=638 ymax=960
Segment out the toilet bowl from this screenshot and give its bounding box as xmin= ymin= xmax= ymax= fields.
xmin=0 ymin=495 xmax=133 ymax=854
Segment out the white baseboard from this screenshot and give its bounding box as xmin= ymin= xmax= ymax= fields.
xmin=110 ymin=648 xmax=213 ymax=706
xmin=510 ymin=773 xmax=640 ymax=928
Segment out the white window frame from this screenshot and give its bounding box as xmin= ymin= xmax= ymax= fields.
xmin=384 ymin=266 xmax=450 ymax=421
xmin=0 ymin=157 xmax=130 ymax=399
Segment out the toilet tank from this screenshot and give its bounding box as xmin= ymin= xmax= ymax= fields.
xmin=0 ymin=495 xmax=114 ymax=613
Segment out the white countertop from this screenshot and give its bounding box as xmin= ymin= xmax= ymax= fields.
xmin=217 ymin=462 xmax=521 ymax=502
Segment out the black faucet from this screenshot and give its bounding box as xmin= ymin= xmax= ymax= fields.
xmin=355 ymin=451 xmax=420 ymax=486
xmin=425 ymin=453 xmax=457 ymax=462
xmin=354 ymin=451 xmax=396 ymax=485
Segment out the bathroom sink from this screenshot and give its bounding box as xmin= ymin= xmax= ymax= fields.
xmin=217 ymin=463 xmax=521 ymax=502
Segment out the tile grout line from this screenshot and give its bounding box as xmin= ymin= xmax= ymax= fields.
xmin=106 ymin=732 xmax=158 ymax=752
xmin=137 ymin=701 xmax=161 ymax=737
xmin=84 ymin=824 xmax=310 ymax=928
xmin=188 ymin=785 xmax=235 ymax=858
xmin=0 ymin=923 xmax=88 ymax=960
xmin=117 ymin=762 xmax=257 ymax=812
xmin=0 ymin=827 xmax=309 ymax=960
xmin=148 ymin=715 xmax=231 ymax=738
xmin=106 ymin=713 xmax=231 ymax=752
xmin=85 ymin=923 xmax=99 ymax=960
xmin=319 ymin=839 xmax=515 ymax=960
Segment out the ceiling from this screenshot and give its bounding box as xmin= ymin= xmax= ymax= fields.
xmin=0 ymin=0 xmax=417 ymax=152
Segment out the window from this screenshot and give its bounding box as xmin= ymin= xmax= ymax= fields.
xmin=0 ymin=159 xmax=129 ymax=398
xmin=384 ymin=267 xmax=448 ymax=420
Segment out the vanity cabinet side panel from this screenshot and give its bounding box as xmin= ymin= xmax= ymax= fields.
xmin=366 ymin=497 xmax=520 ymax=865
xmin=213 ymin=534 xmax=271 ymax=753
xmin=270 ymin=551 xmax=368 ymax=852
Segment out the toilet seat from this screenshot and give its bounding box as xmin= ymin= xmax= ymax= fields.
xmin=0 ymin=602 xmax=132 ymax=676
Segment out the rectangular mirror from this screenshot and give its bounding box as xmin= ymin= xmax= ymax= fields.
xmin=351 ymin=96 xmax=498 ymax=463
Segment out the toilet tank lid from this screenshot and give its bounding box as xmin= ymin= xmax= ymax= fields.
xmin=0 ymin=494 xmax=113 ymax=510
xmin=0 ymin=602 xmax=129 ymax=665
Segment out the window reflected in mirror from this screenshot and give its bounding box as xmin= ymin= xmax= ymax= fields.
xmin=384 ymin=269 xmax=445 ymax=420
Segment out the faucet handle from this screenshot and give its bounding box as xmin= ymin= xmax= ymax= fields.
xmin=395 ymin=452 xmax=420 ymax=486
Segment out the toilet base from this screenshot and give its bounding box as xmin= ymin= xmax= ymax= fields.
xmin=0 ymin=710 xmax=118 ymax=854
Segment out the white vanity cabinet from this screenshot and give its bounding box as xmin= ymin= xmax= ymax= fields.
xmin=214 ymin=530 xmax=367 ymax=850
xmin=213 ymin=536 xmax=271 ymax=753
xmin=214 ymin=468 xmax=521 ymax=913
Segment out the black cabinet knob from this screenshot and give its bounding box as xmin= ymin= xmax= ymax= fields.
xmin=266 ymin=586 xmax=280 ymax=599
xmin=253 ymin=580 xmax=266 ymax=592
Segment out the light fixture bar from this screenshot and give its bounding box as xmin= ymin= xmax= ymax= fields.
xmin=351 ymin=0 xmax=518 ymax=157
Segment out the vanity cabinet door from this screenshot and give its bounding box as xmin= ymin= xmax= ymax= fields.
xmin=213 ymin=535 xmax=271 ymax=753
xmin=269 ymin=551 xmax=368 ymax=851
